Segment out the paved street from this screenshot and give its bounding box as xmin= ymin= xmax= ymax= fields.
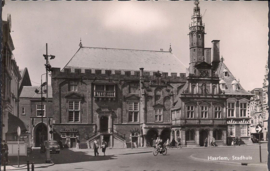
xmin=14 ymin=144 xmax=266 ymax=171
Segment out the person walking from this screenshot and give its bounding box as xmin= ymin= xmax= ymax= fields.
xmin=101 ymin=140 xmax=107 ymax=156
xmin=204 ymin=137 xmax=208 ymax=147
xmin=177 ymin=137 xmax=182 ymax=148
xmin=93 ymin=140 xmax=99 ymax=156
xmin=2 ymin=140 xmax=9 ymax=164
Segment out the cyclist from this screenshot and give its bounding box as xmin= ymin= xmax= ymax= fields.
xmin=155 ymin=137 xmax=163 ymax=152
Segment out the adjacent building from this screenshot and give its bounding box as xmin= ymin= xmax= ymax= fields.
xmin=50 ymin=1 xmax=252 ymax=148
xmin=1 ymin=14 xmax=26 ymax=141
xmin=19 ymin=86 xmax=53 ymax=147
xmin=262 ymin=61 xmax=268 ymax=141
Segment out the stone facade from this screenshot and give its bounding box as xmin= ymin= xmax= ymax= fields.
xmin=1 ymin=14 xmax=22 ymax=141
xmin=50 ymin=1 xmax=252 ymax=148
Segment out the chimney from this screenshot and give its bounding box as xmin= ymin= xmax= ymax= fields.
xmin=211 ymin=40 xmax=220 ymax=63
xmin=204 ymin=48 xmax=211 ymax=64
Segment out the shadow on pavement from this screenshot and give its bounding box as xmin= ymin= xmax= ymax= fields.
xmin=121 ymin=151 xmax=152 ymax=155
xmin=51 ymin=149 xmax=116 ymax=164
xmin=6 ymin=149 xmax=48 ymax=166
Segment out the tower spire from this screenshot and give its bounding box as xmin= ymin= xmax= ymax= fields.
xmin=169 ymin=44 xmax=172 ymax=53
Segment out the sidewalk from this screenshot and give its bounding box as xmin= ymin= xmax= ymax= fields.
xmin=1 ymin=149 xmax=54 ymax=170
xmin=189 ymin=143 xmax=268 ymax=167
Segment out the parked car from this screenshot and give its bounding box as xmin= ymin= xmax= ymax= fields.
xmin=41 ymin=140 xmax=61 ymax=154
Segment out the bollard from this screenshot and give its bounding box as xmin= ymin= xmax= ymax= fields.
xmin=31 ymin=162 xmax=34 ymax=171
xmin=3 ymin=162 xmax=6 ymax=171
xmin=27 ymin=161 xmax=30 ymax=171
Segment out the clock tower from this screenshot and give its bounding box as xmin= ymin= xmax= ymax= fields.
xmin=189 ymin=1 xmax=205 ymax=74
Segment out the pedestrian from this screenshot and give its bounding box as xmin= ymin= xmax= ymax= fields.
xmin=238 ymin=137 xmax=241 ymax=146
xmin=231 ymin=138 xmax=235 ymax=146
xmin=204 ymin=137 xmax=208 ymax=147
xmin=93 ymin=140 xmax=99 ymax=156
xmin=177 ymin=137 xmax=182 ymax=148
xmin=2 ymin=140 xmax=8 ymax=164
xmin=76 ymin=138 xmax=80 ymax=149
xmin=101 ymin=140 xmax=107 ymax=156
xmin=235 ymin=137 xmax=238 ymax=146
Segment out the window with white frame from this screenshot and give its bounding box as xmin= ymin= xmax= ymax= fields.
xmin=228 ymin=125 xmax=235 ymax=137
xmin=68 ymin=101 xmax=80 ymax=122
xmin=201 ymin=106 xmax=208 ymax=118
xmin=240 ymin=125 xmax=247 ymax=136
xmin=187 ymin=105 xmax=195 ymax=118
xmin=128 ymin=102 xmax=139 ymax=122
xmin=228 ymin=103 xmax=235 ymax=117
xmin=36 ymin=105 xmax=45 ymax=117
xmin=70 ymin=81 xmax=78 ymax=91
xmin=240 ymin=103 xmax=247 ymax=117
xmin=215 ymin=106 xmax=222 ymax=118
xmin=95 ymin=85 xmax=115 ymax=97
xmin=22 ymin=107 xmax=25 ymax=115
xmin=155 ymin=108 xmax=163 ymax=122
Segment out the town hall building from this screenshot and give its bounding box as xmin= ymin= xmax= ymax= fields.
xmin=50 ymin=1 xmax=252 ymax=148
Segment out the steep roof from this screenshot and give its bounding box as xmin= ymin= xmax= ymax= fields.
xmin=19 ymin=68 xmax=32 ymax=96
xmin=216 ymin=62 xmax=252 ymax=96
xmin=63 ymin=47 xmax=187 ymax=73
xmin=20 ymin=86 xmax=52 ymax=98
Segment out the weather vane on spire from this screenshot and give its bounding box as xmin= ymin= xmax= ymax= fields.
xmin=195 ymin=0 xmax=199 ymax=6
xmin=169 ymin=44 xmax=172 ymax=53
xmin=79 ymin=38 xmax=83 ymax=48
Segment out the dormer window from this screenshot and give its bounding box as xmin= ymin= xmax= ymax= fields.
xmin=231 ymin=80 xmax=239 ymax=91
xmin=219 ymin=79 xmax=226 ymax=90
xmin=223 ymin=69 xmax=229 ymax=77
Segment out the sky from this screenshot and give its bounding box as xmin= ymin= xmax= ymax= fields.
xmin=2 ymin=1 xmax=268 ymax=91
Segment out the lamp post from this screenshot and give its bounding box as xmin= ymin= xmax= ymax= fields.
xmin=43 ymin=43 xmax=55 ymax=163
xmin=35 ymin=73 xmax=46 ymax=148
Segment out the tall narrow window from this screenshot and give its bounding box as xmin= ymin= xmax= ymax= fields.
xmin=155 ymin=108 xmax=163 ymax=122
xmin=240 ymin=125 xmax=247 ymax=136
xmin=128 ymin=102 xmax=139 ymax=122
xmin=186 ymin=129 xmax=195 ymax=141
xmin=36 ymin=105 xmax=45 ymax=117
xmin=228 ymin=125 xmax=235 ymax=137
xmin=215 ymin=106 xmax=222 ymax=118
xmin=240 ymin=103 xmax=247 ymax=117
xmin=22 ymin=107 xmax=25 ymax=115
xmin=187 ymin=106 xmax=194 ymax=118
xmin=201 ymin=106 xmax=208 ymax=118
xmin=70 ymin=81 xmax=78 ymax=92
xmin=228 ymin=103 xmax=235 ymax=117
xmin=68 ymin=101 xmax=80 ymax=122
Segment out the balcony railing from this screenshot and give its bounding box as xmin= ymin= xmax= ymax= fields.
xmin=94 ymin=91 xmax=115 ymax=97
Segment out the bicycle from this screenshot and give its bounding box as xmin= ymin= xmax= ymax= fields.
xmin=153 ymin=145 xmax=167 ymax=156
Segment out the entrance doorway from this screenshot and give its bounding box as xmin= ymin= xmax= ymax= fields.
xmin=35 ymin=123 xmax=47 ymax=147
xmin=160 ymin=128 xmax=171 ymax=143
xmin=146 ymin=129 xmax=158 ymax=147
xmin=103 ymin=135 xmax=110 ymax=147
xmin=100 ymin=116 xmax=108 ymax=133
xmin=199 ymin=129 xmax=208 ymax=146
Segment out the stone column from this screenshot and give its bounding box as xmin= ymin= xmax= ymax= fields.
xmin=97 ymin=116 xmax=100 ymax=132
xmin=222 ymin=130 xmax=227 ymax=145
xmin=108 ymin=115 xmax=112 ymax=133
xmin=174 ymin=130 xmax=177 ymax=140
xmin=263 ymin=131 xmax=267 ymax=141
xmin=196 ymin=83 xmax=199 ymax=94
xmin=181 ymin=130 xmax=185 ymax=146
xmin=143 ymin=135 xmax=147 ymax=147
xmin=110 ymin=134 xmax=113 ymax=147
xmin=100 ymin=135 xmax=104 ymax=143
xmin=209 ymin=129 xmax=213 ymax=145
xmin=195 ymin=129 xmax=199 ymax=145
xmin=170 ymin=130 xmax=173 ymax=141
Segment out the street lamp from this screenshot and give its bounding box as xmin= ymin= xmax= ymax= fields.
xmin=43 ymin=43 xmax=55 ymax=163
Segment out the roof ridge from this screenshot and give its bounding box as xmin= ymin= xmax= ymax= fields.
xmin=81 ymin=46 xmax=171 ymax=53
